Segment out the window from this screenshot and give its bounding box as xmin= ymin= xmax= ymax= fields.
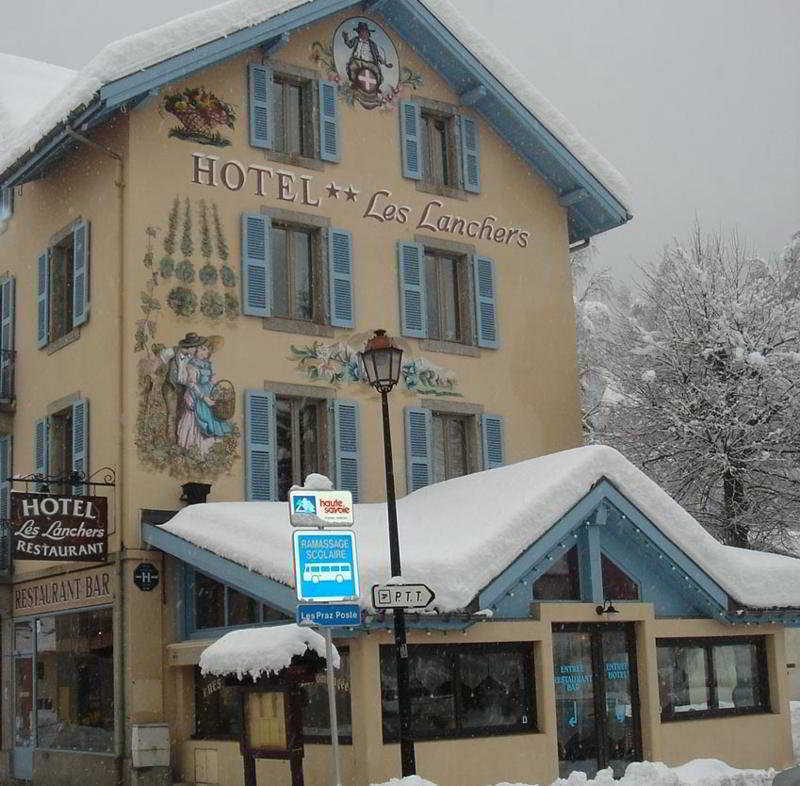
xmin=432 ymin=412 xmax=472 ymax=483
xmin=249 ymin=64 xmax=339 ymax=162
xmin=276 ymin=395 xmax=329 ymax=502
xmin=35 ymin=608 xmax=114 ymax=753
xmin=425 ymin=251 xmax=472 ymax=344
xmin=192 ymin=570 xmax=292 ymax=632
xmin=194 ymin=668 xmax=243 ymax=740
xmin=0 ymin=276 xmax=16 ymax=401
xmin=533 ymin=547 xmax=580 ymax=601
xmin=242 ymin=214 xmax=353 ymax=330
xmin=37 ymin=220 xmax=89 ymax=348
xmin=35 ymin=398 xmax=89 ymax=493
xmin=380 ymin=643 xmax=535 ymax=741
xmin=421 ymin=112 xmax=455 ymax=187
xmin=400 ymin=101 xmax=480 ymax=193
xmin=405 ymin=407 xmax=504 ymax=492
xmin=302 ymin=648 xmax=352 ymax=742
xmin=601 ymin=554 xmax=639 ymax=600
xmin=194 ymin=652 xmax=351 ymax=743
xmin=398 ymin=242 xmax=497 ymax=348
xmin=0 ymin=187 xmax=13 ymax=221
xmin=271 ymin=224 xmax=317 ymax=322
xmin=272 ymin=75 xmax=314 ymax=157
xmin=656 ymin=637 xmax=769 ymax=721
xmin=246 ymin=391 xmax=360 ymax=502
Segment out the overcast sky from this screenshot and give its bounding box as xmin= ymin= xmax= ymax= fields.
xmin=2 ymin=0 xmax=798 ymax=282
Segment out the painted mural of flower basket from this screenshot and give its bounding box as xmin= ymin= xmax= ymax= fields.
xmin=164 ymin=88 xmax=236 ymax=147
xmin=210 ymin=380 xmax=235 ymax=421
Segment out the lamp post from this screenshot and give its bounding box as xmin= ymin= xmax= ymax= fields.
xmin=359 ymin=329 xmax=416 ymax=777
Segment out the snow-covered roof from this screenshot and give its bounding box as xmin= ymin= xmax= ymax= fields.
xmin=199 ymin=623 xmax=338 ymax=680
xmin=159 ymin=444 xmax=800 ymax=613
xmin=0 ymin=54 xmax=76 ymax=138
xmin=0 ymin=0 xmax=630 ymax=213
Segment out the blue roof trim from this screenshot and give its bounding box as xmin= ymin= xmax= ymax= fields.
xmin=142 ymin=521 xmax=297 ymax=614
xmin=99 ymin=0 xmax=358 ymax=108
xmin=375 ymin=1 xmax=630 ymax=241
xmin=1 ymin=0 xmax=630 ymax=241
xmin=477 ymin=478 xmax=760 ymax=622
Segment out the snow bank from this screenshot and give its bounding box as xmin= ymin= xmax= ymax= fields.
xmin=0 ymin=0 xmax=630 ymax=210
xmin=161 ymin=445 xmax=800 ymax=612
xmin=370 ymin=759 xmax=775 ymax=786
xmin=199 ymin=623 xmax=338 ymax=680
xmin=792 ymin=700 xmax=800 ymax=762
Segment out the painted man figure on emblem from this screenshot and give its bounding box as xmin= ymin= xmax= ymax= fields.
xmin=342 ymin=21 xmax=393 ymax=95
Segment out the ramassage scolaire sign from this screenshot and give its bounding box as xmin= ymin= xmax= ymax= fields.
xmin=10 ymin=493 xmax=108 ymax=562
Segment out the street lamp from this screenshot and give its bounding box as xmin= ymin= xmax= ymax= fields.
xmin=359 ymin=329 xmax=416 ymax=777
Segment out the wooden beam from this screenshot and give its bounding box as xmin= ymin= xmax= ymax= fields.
xmin=559 ymin=187 xmax=589 ymax=207
xmin=262 ymin=32 xmax=290 ymax=56
xmin=460 ymin=84 xmax=487 ymax=106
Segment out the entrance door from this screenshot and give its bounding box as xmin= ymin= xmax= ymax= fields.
xmin=13 ymin=621 xmax=34 ymax=780
xmin=552 ymin=623 xmax=642 ymax=779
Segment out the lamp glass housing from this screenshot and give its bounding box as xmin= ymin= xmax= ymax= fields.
xmin=360 ymin=340 xmax=403 ymax=393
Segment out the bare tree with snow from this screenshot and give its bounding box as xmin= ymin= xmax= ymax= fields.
xmin=596 ymin=227 xmax=800 ymax=549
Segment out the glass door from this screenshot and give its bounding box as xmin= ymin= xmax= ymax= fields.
xmin=13 ymin=621 xmax=34 ymax=780
xmin=553 ymin=623 xmax=641 ymax=779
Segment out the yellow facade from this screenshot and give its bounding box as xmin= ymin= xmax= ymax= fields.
xmin=0 ymin=7 xmax=793 ymax=786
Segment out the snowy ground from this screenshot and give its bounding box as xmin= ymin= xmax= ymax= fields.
xmin=369 ymin=703 xmax=800 ymax=786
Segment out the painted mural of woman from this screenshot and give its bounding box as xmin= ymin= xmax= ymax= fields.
xmin=173 ymin=332 xmax=233 ymax=457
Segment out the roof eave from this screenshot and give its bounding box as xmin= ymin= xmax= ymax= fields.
xmin=0 ymin=0 xmax=630 ymax=241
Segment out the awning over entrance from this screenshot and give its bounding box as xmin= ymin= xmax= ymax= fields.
xmin=199 ymin=624 xmax=339 ymax=681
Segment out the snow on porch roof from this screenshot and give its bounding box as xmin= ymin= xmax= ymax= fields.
xmin=0 ymin=0 xmax=630 ymax=223
xmin=158 ymin=444 xmax=800 ymax=613
xmin=199 ymin=623 xmax=338 ymax=680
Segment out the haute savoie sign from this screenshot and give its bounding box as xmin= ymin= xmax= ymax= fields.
xmin=10 ymin=493 xmax=108 ymax=562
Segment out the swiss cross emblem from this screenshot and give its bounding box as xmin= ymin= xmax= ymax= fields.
xmin=355 ymin=68 xmax=379 ymax=94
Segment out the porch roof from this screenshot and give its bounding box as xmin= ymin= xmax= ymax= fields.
xmin=144 ymin=445 xmax=800 ymax=615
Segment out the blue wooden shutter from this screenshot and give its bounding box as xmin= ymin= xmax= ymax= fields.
xmin=398 ymin=242 xmax=427 ymax=338
xmin=329 ymin=229 xmax=354 ymax=328
xmin=73 ymin=219 xmax=89 ymax=327
xmin=36 ymin=250 xmax=49 ymax=347
xmin=0 ymin=434 xmax=11 ymax=521
xmin=246 ymin=390 xmax=276 ymax=501
xmin=249 ymin=64 xmax=273 ymax=149
xmin=333 ymin=400 xmax=360 ymax=502
xmin=34 ymin=417 xmax=48 ymax=479
xmin=459 ymin=115 xmax=481 ymax=193
xmin=400 ymin=101 xmax=423 ymax=180
xmin=0 ymin=277 xmax=15 ymax=398
xmin=473 ymin=255 xmax=499 ymax=348
xmin=405 ymin=407 xmax=432 ymax=493
xmin=318 ymin=80 xmax=340 ymax=162
xmin=72 ymin=398 xmax=89 ymax=495
xmin=481 ymin=414 xmax=505 ymax=470
xmin=241 ymin=213 xmax=271 ymax=317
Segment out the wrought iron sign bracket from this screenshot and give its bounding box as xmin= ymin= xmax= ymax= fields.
xmin=7 ymin=466 xmax=117 ymax=494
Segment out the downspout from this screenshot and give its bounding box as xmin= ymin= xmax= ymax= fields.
xmin=65 ymin=128 xmax=127 ymax=784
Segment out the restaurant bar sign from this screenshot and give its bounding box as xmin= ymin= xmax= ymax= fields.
xmin=10 ymin=493 xmax=108 ymax=562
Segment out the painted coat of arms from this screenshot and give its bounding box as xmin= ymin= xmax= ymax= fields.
xmin=312 ymin=17 xmax=422 ymax=110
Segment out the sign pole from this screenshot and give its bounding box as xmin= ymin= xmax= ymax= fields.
xmin=323 ymin=627 xmax=342 ymax=786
